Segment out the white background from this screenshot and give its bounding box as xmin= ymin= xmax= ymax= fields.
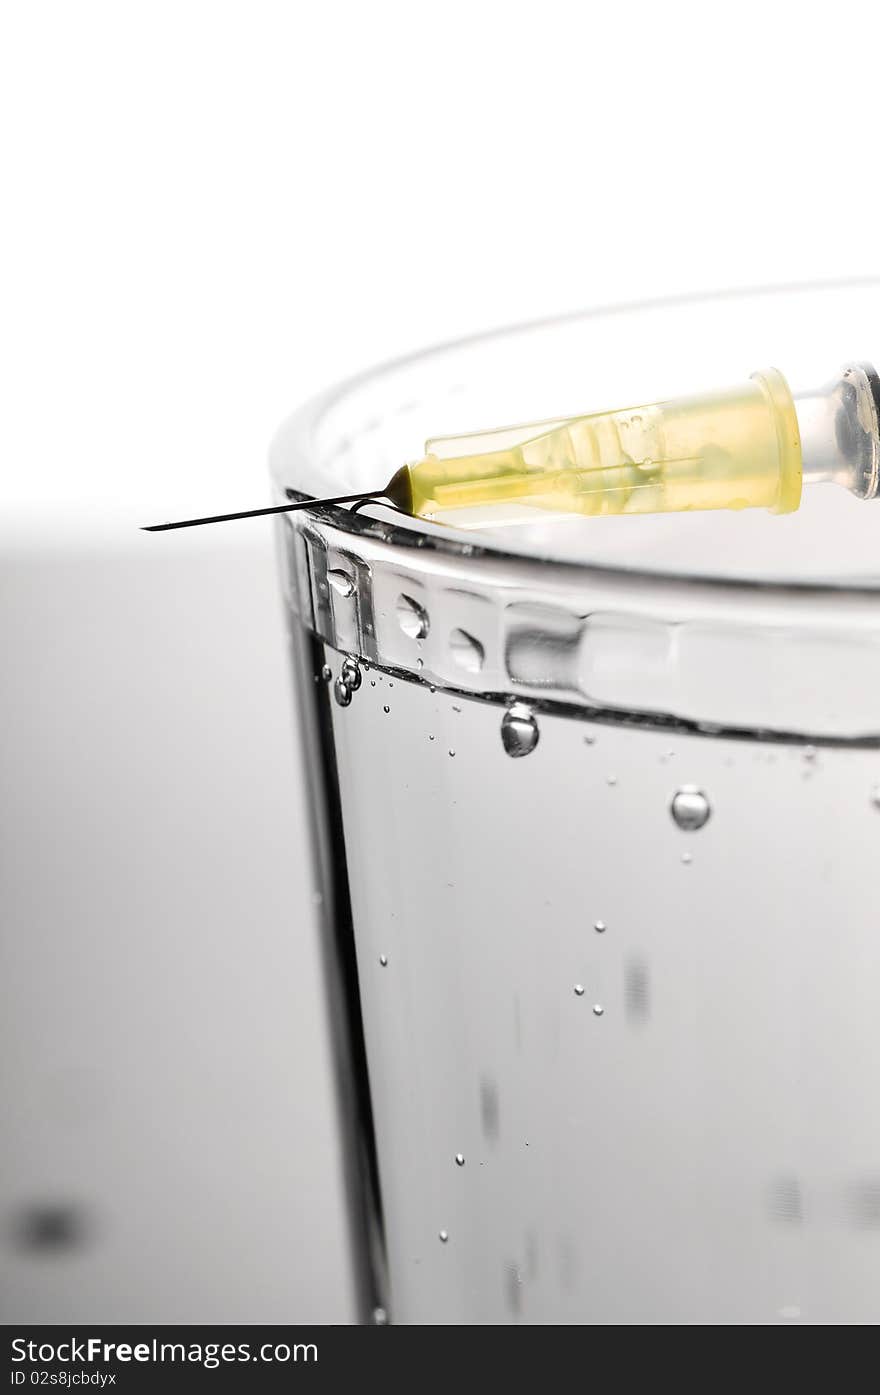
xmin=2 ymin=0 xmax=879 ymax=1321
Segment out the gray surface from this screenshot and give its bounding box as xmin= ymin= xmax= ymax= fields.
xmin=1 ymin=523 xmax=354 ymax=1322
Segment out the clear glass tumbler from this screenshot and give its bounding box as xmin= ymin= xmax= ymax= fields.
xmin=272 ymin=283 xmax=880 ymax=1324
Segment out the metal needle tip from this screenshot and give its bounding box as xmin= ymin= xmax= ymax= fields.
xmin=141 ymin=489 xmax=389 ymax=532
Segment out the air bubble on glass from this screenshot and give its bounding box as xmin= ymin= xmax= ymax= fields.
xmin=334 ymin=678 xmax=353 ymax=708
xmin=670 ymin=786 xmax=711 ymax=831
xmin=396 ymin=594 xmax=429 ymax=639
xmin=341 ymin=656 xmax=362 ymax=691
xmin=501 ymin=705 xmax=540 ymax=759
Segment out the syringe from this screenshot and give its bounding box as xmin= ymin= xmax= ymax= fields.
xmin=143 ymin=362 xmax=880 ymax=531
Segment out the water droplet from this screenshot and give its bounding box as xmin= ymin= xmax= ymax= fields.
xmin=681 ymin=851 xmax=693 ymax=865
xmin=327 ymin=569 xmax=355 ymax=599
xmin=574 ymin=984 xmax=585 ymax=997
xmin=583 ymin=734 xmax=596 ymax=746
xmin=396 ymin=593 xmax=429 ymax=639
xmin=439 ymin=1229 xmax=449 ymax=1243
xmin=452 ymin=704 xmax=461 ymax=713
xmin=429 ymin=685 xmax=436 ymax=694
xmin=383 ymin=704 xmax=390 ymax=714
xmin=670 ymin=786 xmax=711 ymax=831
xmin=320 ymin=664 xmax=332 ymax=681
xmin=448 ymin=748 xmax=455 ymax=757
xmin=500 ymin=704 xmax=540 ymax=758
xmin=455 ymin=1153 xmax=465 ymax=1167
xmin=370 ymin=680 xmax=376 ymax=687
xmin=606 ymin=774 xmax=618 ymax=787
xmin=341 ymin=656 xmax=362 ymax=690
xmin=417 ymin=658 xmax=424 ymax=670
xmin=333 ymin=678 xmax=352 ymax=708
xmin=379 ymin=954 xmax=388 ymax=967
xmin=428 ymin=734 xmax=435 ymax=741
xmin=449 ymin=628 xmax=484 ymax=673
xmin=594 ymin=920 xmax=607 ymax=934
xmin=593 ymin=1004 xmax=604 ymax=1017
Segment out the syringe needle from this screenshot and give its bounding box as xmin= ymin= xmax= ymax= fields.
xmin=141 ymin=489 xmax=390 ymax=531
xmin=143 ymin=364 xmax=880 ymax=533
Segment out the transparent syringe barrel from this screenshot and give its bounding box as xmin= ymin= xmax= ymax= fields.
xmin=407 ymin=368 xmax=803 ymax=520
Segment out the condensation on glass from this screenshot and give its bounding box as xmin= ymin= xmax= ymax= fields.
xmin=272 ymin=284 xmax=880 ymax=1325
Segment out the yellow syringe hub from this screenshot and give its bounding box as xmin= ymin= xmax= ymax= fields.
xmin=144 ymin=362 xmax=880 ymax=536
xmin=396 ymin=368 xmax=804 ymax=522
